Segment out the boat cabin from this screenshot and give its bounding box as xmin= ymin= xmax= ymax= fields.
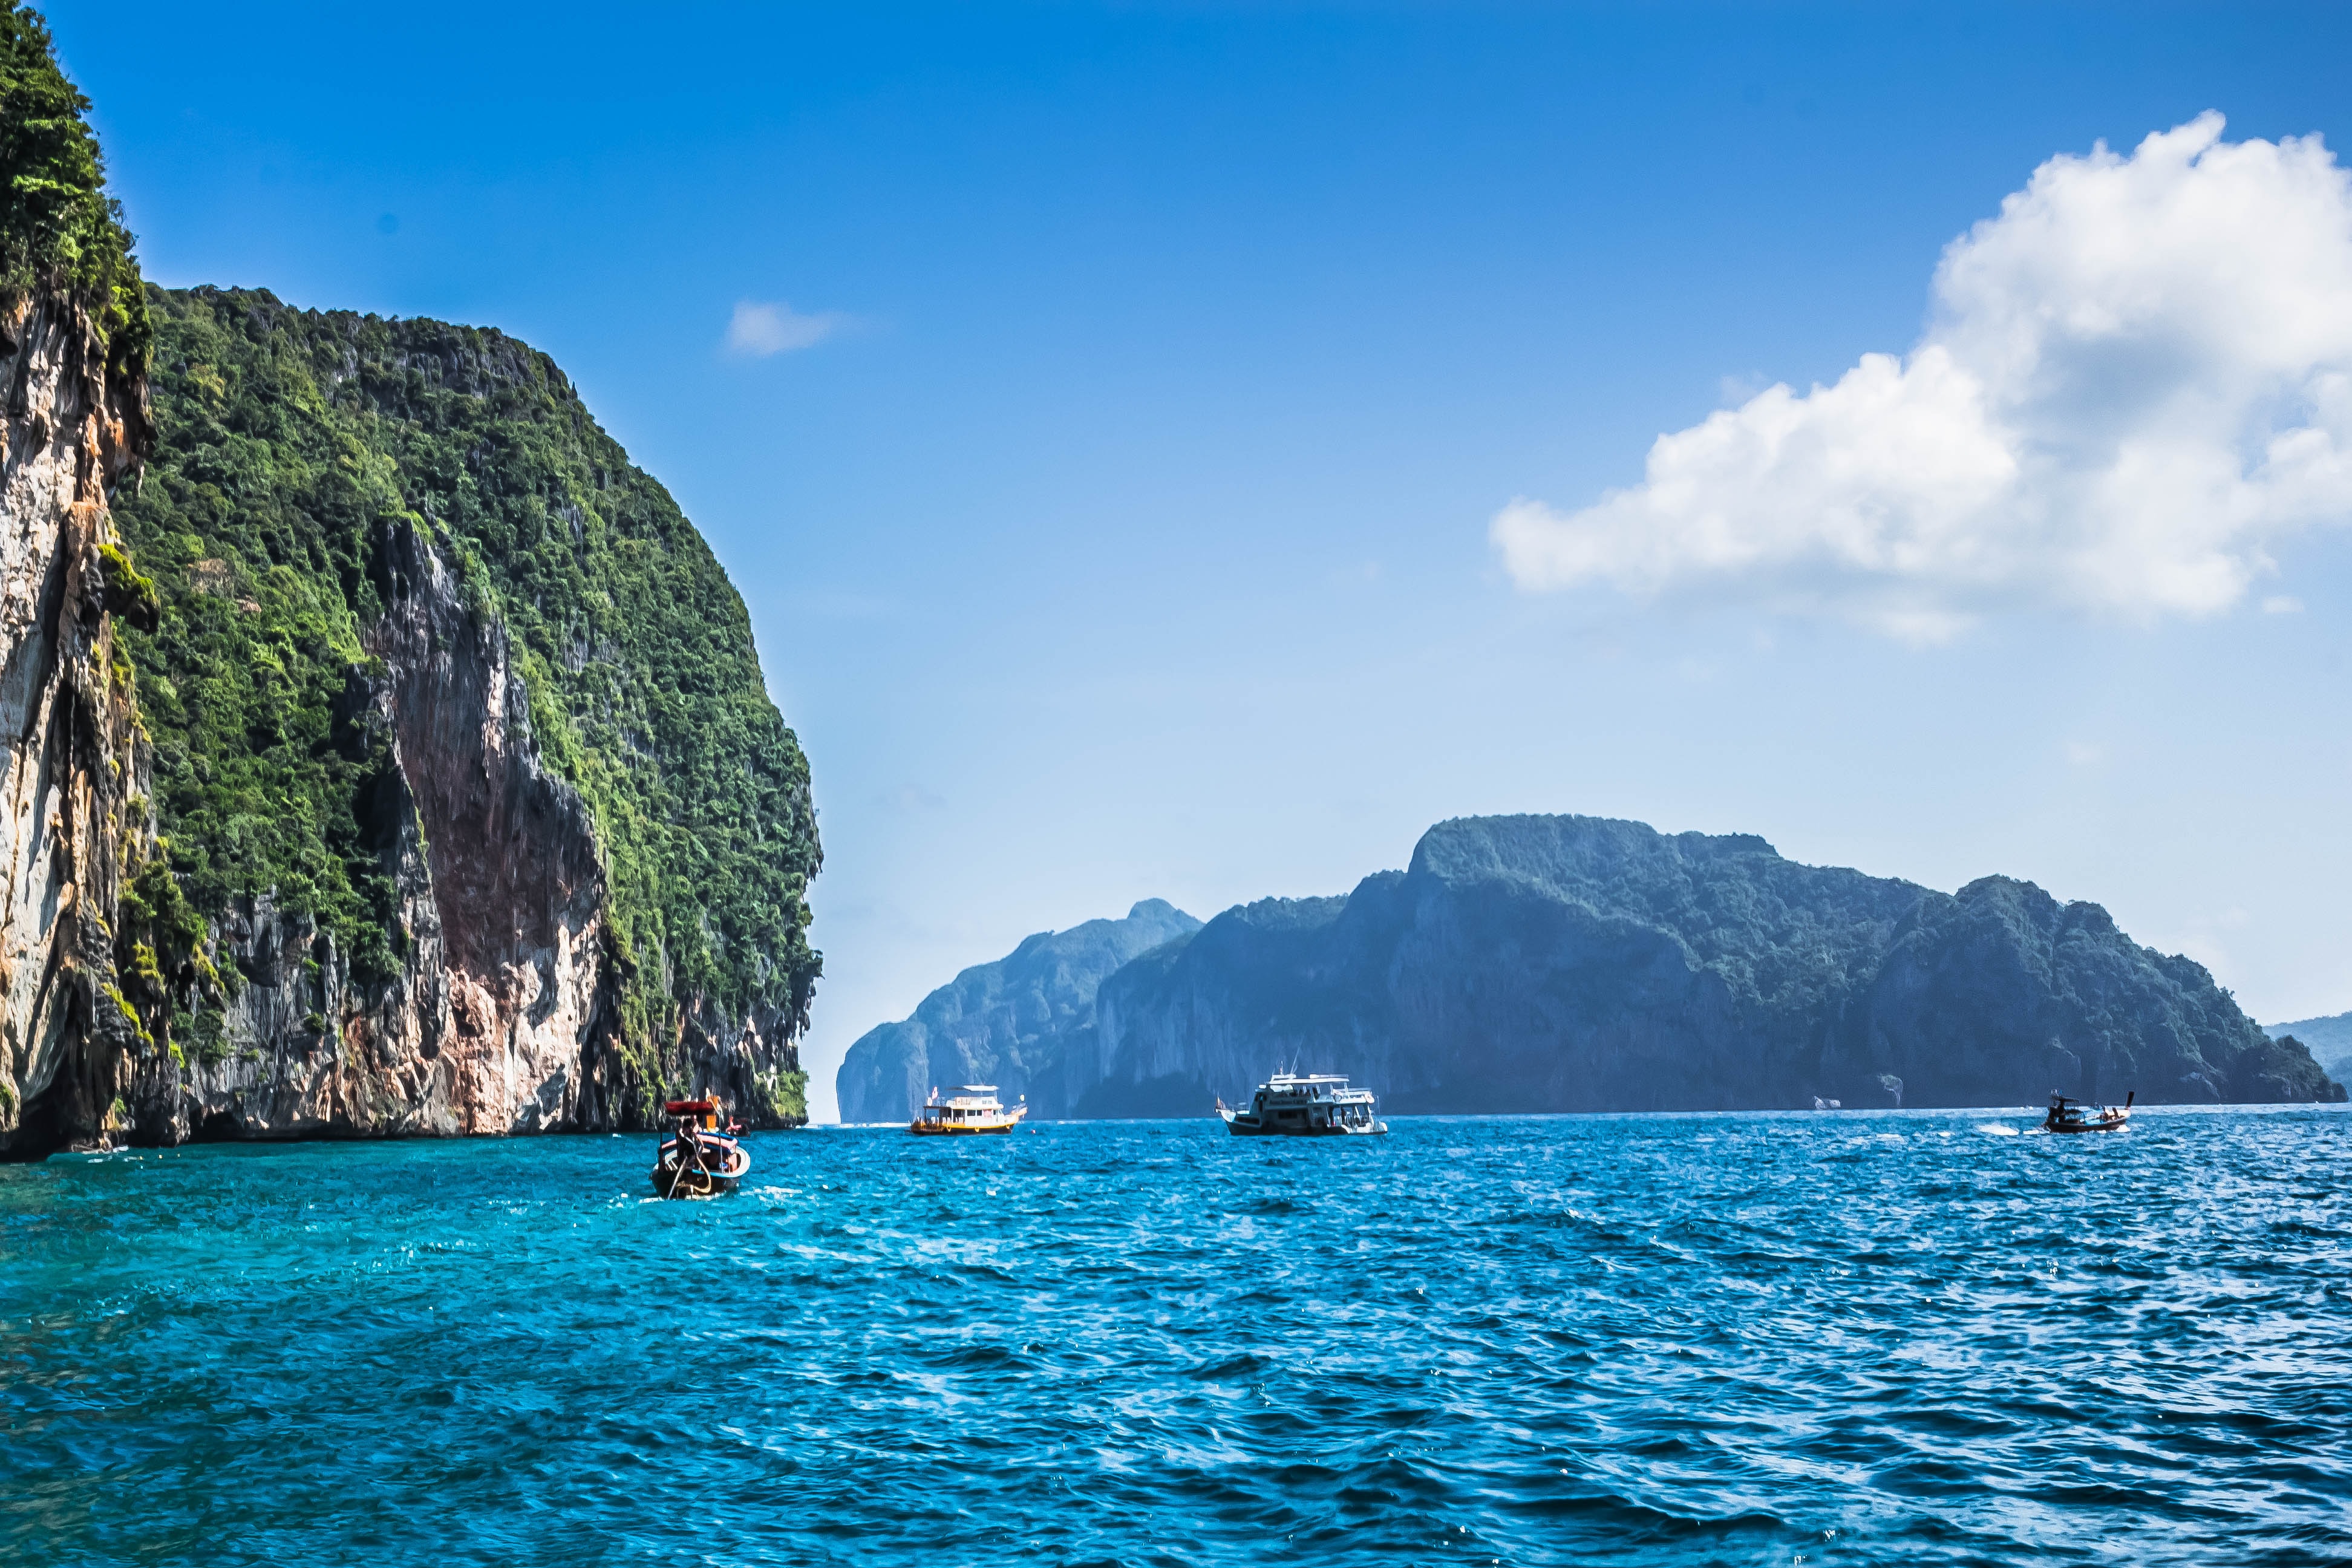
xmin=1248 ymin=1074 xmax=1378 ymax=1131
xmin=910 ymin=1085 xmax=1027 ymax=1135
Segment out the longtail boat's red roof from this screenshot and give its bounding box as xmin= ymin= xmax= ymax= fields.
xmin=664 ymin=1099 xmax=717 ymax=1114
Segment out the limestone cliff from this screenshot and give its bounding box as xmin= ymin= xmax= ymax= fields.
xmin=1031 ymin=815 xmax=2344 ymax=1116
xmin=0 ymin=286 xmax=152 ymax=1153
xmin=127 ymin=517 xmax=613 ymax=1142
xmin=0 ymin=5 xmax=157 ymax=1155
xmin=0 ymin=11 xmax=819 ymax=1158
xmin=86 ymin=289 xmax=822 ymax=1152
xmin=835 ymin=899 xmax=1198 ymax=1123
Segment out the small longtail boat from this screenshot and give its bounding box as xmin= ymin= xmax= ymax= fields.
xmin=652 ymin=1098 xmax=751 ymax=1198
xmin=2043 ymin=1091 xmax=2133 ymax=1134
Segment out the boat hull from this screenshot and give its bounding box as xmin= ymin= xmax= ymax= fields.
xmin=908 ymin=1096 xmax=1028 ymax=1135
xmin=650 ymin=1139 xmax=750 ymax=1198
xmin=2043 ymin=1112 xmax=2129 ymax=1134
xmin=1219 ymin=1111 xmax=1386 ymax=1137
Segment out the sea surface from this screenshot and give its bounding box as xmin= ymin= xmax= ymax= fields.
xmin=5 ymin=1107 xmax=2350 ymax=1566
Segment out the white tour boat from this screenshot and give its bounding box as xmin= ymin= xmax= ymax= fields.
xmin=1215 ymin=1073 xmax=1387 ymax=1137
xmin=910 ymin=1084 xmax=1028 ymax=1135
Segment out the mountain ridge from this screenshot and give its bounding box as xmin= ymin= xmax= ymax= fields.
xmin=951 ymin=815 xmax=2339 ymax=1119
xmin=835 ymin=898 xmax=1199 ymax=1123
xmin=2264 ymin=1010 xmax=2352 ymax=1087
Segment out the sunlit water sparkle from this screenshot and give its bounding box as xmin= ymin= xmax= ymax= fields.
xmin=5 ymin=1106 xmax=2350 ymax=1565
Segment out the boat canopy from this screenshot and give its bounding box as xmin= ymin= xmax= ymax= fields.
xmin=1252 ymin=1074 xmax=1375 ymax=1103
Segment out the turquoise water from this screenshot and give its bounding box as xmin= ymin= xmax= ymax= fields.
xmin=5 ymin=1108 xmax=2349 ymax=1566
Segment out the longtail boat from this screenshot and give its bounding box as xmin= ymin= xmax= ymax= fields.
xmin=652 ymin=1098 xmax=751 ymax=1197
xmin=2043 ymin=1091 xmax=2133 ymax=1134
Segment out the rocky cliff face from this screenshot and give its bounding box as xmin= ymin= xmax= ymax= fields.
xmin=71 ymin=288 xmax=824 ymax=1155
xmin=366 ymin=512 xmax=614 ymax=1132
xmin=131 ymin=517 xmax=610 ymax=1142
xmin=1037 ymin=815 xmax=2344 ymax=1116
xmin=113 ymin=508 xmax=808 ymax=1147
xmin=0 ymin=11 xmax=814 ymax=1158
xmin=836 ymin=898 xmax=1198 ymax=1122
xmin=0 ymin=287 xmax=154 ymax=1154
xmin=2264 ymin=1011 xmax=2352 ymax=1087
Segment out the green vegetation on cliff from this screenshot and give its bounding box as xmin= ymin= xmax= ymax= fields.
xmin=111 ymin=286 xmax=821 ymax=1086
xmin=0 ymin=3 xmax=148 ymax=370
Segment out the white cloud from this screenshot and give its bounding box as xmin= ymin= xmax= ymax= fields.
xmin=1494 ymin=114 xmax=2352 ymax=641
xmin=724 ymin=299 xmax=846 ymax=358
xmin=2262 ymin=594 xmax=2305 ymax=613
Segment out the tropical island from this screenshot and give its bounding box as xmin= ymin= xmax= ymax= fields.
xmin=0 ymin=8 xmax=818 ymax=1158
xmin=842 ymin=814 xmax=2342 ymax=1121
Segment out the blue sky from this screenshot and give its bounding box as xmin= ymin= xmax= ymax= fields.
xmin=52 ymin=2 xmax=2352 ymax=1116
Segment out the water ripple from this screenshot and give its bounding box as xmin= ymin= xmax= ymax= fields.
xmin=4 ymin=1106 xmax=2350 ymax=1564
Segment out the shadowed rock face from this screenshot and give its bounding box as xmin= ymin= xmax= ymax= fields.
xmin=2264 ymin=1011 xmax=2352 ymax=1088
xmin=0 ymin=289 xmax=151 ymax=1157
xmin=835 ymin=899 xmax=1200 ymax=1123
xmin=141 ymin=517 xmax=626 ymax=1144
xmin=1044 ymin=815 xmax=2344 ymax=1117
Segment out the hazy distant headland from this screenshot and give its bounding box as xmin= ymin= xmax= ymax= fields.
xmin=841 ymin=814 xmax=2343 ymax=1122
xmin=835 ymin=900 xmax=1200 ymax=1122
xmin=2264 ymin=1012 xmax=2352 ymax=1091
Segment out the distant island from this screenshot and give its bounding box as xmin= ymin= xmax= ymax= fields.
xmin=841 ymin=814 xmax=2343 ymax=1121
xmin=2265 ymin=1012 xmax=2352 ymax=1091
xmin=835 ymin=900 xmax=1198 ymax=1122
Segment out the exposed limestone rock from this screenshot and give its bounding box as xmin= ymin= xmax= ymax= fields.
xmin=117 ymin=516 xmax=800 ymax=1146
xmin=835 ymin=898 xmax=1200 ymax=1123
xmin=365 ymin=514 xmax=612 ymax=1134
xmin=0 ymin=288 xmax=153 ymax=1155
xmin=1029 ymin=815 xmax=2345 ymax=1117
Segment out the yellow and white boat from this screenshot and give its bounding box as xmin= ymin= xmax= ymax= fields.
xmin=909 ymin=1084 xmax=1028 ymax=1135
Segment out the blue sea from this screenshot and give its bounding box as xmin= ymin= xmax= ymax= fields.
xmin=5 ymin=1108 xmax=2350 ymax=1566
